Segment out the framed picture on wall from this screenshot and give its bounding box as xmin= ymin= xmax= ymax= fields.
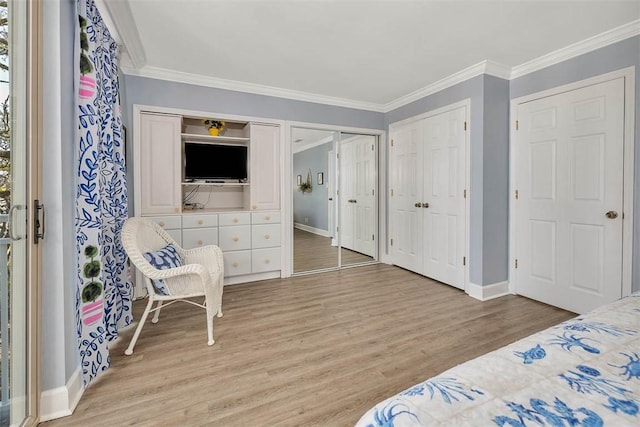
xmin=317 ymin=172 xmax=324 ymax=185
xmin=297 ymin=175 xmax=302 ymax=186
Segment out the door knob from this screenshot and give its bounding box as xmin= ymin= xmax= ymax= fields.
xmin=605 ymin=210 xmax=619 ymax=219
xmin=414 ymin=202 xmax=421 ymax=208
xmin=422 ymin=202 xmax=429 ymax=208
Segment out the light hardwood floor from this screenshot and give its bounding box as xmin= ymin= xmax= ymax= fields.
xmin=293 ymin=228 xmax=372 ymax=272
xmin=43 ymin=264 xmax=575 ymax=426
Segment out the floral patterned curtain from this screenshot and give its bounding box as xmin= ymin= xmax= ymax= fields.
xmin=75 ymin=0 xmax=130 ymax=386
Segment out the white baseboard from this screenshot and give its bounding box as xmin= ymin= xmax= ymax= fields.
xmin=40 ymin=366 xmax=84 ymax=422
xmin=294 ymin=223 xmax=331 ymax=237
xmin=466 ymin=280 xmax=510 ymax=301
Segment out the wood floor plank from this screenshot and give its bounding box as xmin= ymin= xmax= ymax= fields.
xmin=42 ymin=264 xmax=575 ymax=426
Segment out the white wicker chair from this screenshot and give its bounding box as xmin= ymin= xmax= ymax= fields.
xmin=121 ymin=216 xmax=224 ymax=355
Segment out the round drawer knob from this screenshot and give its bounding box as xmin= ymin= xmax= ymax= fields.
xmin=197 ymin=240 xmax=203 ymax=245
xmin=197 ymin=219 xmax=203 ymax=225
xmin=252 ymin=205 xmax=257 ymax=210
xmin=232 ymin=262 xmax=239 ymax=268
xmin=233 ymin=218 xmax=238 ymax=223
xmin=265 ymin=216 xmax=271 ymax=221
xmin=158 ymin=221 xmax=165 ymax=227
xmin=264 ymin=259 xmax=270 ymax=264
xmin=233 ymin=237 xmax=239 ymax=242
xmin=264 ymin=234 xmax=270 ymax=240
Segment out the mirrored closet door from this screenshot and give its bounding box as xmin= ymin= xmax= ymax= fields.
xmin=291 ymin=126 xmax=378 ymax=274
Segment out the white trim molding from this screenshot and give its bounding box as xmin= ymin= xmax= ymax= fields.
xmin=123 ymin=65 xmax=386 ymax=113
xmin=383 ymin=60 xmax=511 ymax=112
xmin=39 ymin=367 xmax=84 ymax=422
xmin=467 ymin=281 xmax=510 ymax=302
xmin=511 ymin=19 xmax=640 ymax=79
xmin=116 ymin=20 xmax=639 ymax=113
xmin=294 ymin=223 xmax=331 ymax=237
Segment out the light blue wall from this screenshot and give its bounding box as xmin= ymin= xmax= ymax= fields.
xmin=385 ymin=75 xmax=501 ymax=286
xmin=122 ymin=75 xmax=385 ymax=130
xmin=481 ymin=76 xmax=510 ymax=285
xmin=293 ymin=142 xmax=333 ymax=231
xmin=510 ymin=36 xmax=640 ymax=292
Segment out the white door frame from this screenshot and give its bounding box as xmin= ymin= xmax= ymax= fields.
xmin=509 ymin=66 xmax=635 ymax=299
xmin=388 ymin=99 xmax=471 ymax=292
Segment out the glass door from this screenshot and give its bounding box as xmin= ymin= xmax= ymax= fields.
xmin=1 ymin=0 xmax=39 ymax=425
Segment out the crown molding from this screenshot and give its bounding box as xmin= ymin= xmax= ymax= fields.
xmin=292 ymin=135 xmax=334 ymax=154
xmin=382 ymin=60 xmax=511 ymax=112
xmin=511 ymin=19 xmax=640 ymax=79
xmin=117 ymin=19 xmax=639 ymax=114
xmin=121 ymin=65 xmax=386 ymax=112
xmin=98 ymin=0 xmax=146 ymax=69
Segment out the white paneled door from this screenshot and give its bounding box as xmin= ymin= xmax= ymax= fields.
xmin=514 ymin=77 xmax=625 ymax=314
xmin=389 ymin=121 xmax=423 ymax=273
xmin=422 ymin=107 xmax=466 ymax=288
xmin=354 ymin=135 xmax=376 ymax=256
xmin=390 ymin=103 xmax=467 ymax=290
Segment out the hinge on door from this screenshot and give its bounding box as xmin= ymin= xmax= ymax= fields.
xmin=515 ymin=259 xmax=518 ymax=269
xmin=464 ymin=121 xmax=467 ymax=131
xmin=390 ymin=189 xmax=394 ymax=196
xmin=515 ymin=120 xmax=519 ymax=130
xmin=337 ymin=189 xmax=340 ymax=195
xmin=463 ymin=189 xmax=467 ymax=199
xmin=390 ymin=238 xmax=393 ymax=246
xmin=372 ymin=234 xmax=375 ymax=241
xmin=391 ymin=139 xmax=394 ymax=147
xmin=463 ymin=256 xmax=466 ymax=266
xmin=515 ymin=189 xmax=519 ymax=200
xmin=372 ymin=144 xmax=374 ymax=151
xmin=337 ymin=226 xmax=340 ymax=232
xmin=372 ymin=189 xmax=375 ymax=196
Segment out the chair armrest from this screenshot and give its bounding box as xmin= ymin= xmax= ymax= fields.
xmin=156 ymin=264 xmax=211 ymax=297
xmin=182 ymin=245 xmax=224 ymax=273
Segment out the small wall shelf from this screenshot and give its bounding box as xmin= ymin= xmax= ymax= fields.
xmin=181 ymin=133 xmax=250 ymax=144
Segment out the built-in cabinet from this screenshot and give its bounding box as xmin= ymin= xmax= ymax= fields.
xmin=134 ymin=108 xmax=282 ymax=287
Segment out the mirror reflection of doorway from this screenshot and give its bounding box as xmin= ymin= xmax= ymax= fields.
xmin=291 ymin=126 xmax=378 ymax=274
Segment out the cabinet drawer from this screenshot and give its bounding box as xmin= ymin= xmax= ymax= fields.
xmin=182 ymin=228 xmax=218 ymax=249
xmin=218 ymin=225 xmax=251 ymax=251
xmin=145 ymin=215 xmax=181 ymax=230
xmin=183 ymin=214 xmax=218 ymax=229
xmin=251 ymin=248 xmax=281 ymax=273
xmin=223 ymin=250 xmax=252 ymax=277
xmin=251 ymin=211 xmax=280 ymax=224
xmin=219 ymin=212 xmax=251 ymax=226
xmin=251 ymin=224 xmax=281 ymax=249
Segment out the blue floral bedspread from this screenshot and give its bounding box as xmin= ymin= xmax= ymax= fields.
xmin=355 ymin=293 xmax=640 ymax=426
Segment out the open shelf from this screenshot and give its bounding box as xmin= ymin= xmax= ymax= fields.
xmin=181 ymin=133 xmax=250 ymax=144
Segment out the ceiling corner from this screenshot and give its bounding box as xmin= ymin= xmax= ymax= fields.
xmin=99 ymin=0 xmax=147 ymax=69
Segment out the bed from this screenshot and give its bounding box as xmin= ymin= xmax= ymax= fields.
xmin=355 ymin=293 xmax=640 ymax=426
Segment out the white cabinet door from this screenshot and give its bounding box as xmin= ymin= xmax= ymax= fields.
xmin=250 ymin=124 xmax=280 ymax=210
xmin=339 ymin=137 xmax=356 ymax=250
xmin=139 ymin=113 xmax=182 ymax=214
xmin=514 ymin=78 xmax=624 ymax=313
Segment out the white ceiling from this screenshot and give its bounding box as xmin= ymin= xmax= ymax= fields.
xmin=106 ymin=0 xmax=640 ymax=110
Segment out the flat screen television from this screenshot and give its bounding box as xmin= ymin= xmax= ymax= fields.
xmin=184 ymin=142 xmax=248 ymax=181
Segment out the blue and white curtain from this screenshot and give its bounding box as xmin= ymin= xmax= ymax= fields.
xmin=74 ymin=0 xmax=130 ymax=386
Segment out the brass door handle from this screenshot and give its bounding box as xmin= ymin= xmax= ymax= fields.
xmin=605 ymin=210 xmax=619 ymax=219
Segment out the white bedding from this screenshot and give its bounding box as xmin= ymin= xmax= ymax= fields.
xmin=355 ymin=293 xmax=640 ymax=426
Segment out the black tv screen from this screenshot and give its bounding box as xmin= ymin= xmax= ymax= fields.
xmin=184 ymin=143 xmax=248 ymax=181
